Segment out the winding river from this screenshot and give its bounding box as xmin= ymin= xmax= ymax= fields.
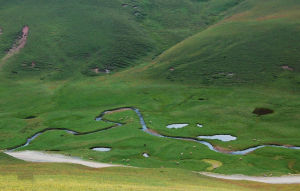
xmin=8 ymin=107 xmax=300 ymax=155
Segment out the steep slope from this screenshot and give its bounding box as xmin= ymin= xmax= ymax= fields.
xmin=0 ymin=0 xmax=242 ymax=79
xmin=148 ymin=0 xmax=300 ymax=85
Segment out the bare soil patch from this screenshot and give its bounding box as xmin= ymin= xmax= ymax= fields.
xmin=146 ymin=128 xmax=162 ymax=137
xmin=92 ymin=67 xmax=99 ymax=74
xmin=2 ymin=26 xmax=29 ymax=61
xmin=105 ymin=108 xmax=131 ymax=115
xmin=281 ymin=65 xmax=294 ymax=71
xmin=214 ymin=146 xmax=232 ymax=153
xmin=199 ymin=172 xmax=300 ymax=184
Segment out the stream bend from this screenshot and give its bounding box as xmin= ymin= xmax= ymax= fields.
xmin=7 ymin=107 xmax=300 ymax=155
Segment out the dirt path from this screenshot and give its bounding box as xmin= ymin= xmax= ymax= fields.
xmin=199 ymin=172 xmax=300 ymax=184
xmin=5 ymin=151 xmax=121 ymax=168
xmin=2 ymin=26 xmax=29 ymax=61
xmin=105 ymin=108 xmax=132 ymax=115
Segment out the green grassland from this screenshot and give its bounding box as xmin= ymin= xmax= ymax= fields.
xmin=149 ymin=0 xmax=300 ymax=85
xmin=0 ymin=0 xmax=300 ymax=190
xmin=1 ymin=153 xmax=299 ymax=191
xmin=0 ymin=0 xmax=242 ymax=79
xmin=0 ymin=73 xmax=299 ymax=176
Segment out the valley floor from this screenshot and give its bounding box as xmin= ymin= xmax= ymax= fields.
xmin=0 ymin=70 xmax=299 ymax=176
xmin=0 ymin=0 xmax=299 ymax=190
xmin=0 ymin=60 xmax=300 ymax=190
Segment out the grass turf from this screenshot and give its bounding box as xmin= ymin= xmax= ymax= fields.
xmin=1 ymin=153 xmax=299 ymax=191
xmin=0 ymin=0 xmax=242 ymax=79
xmin=0 ymin=72 xmax=299 ymax=176
xmin=149 ymin=0 xmax=300 ymax=85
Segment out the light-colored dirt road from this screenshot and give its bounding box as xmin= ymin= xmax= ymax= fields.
xmin=2 ymin=26 xmax=29 ymax=61
xmin=199 ymin=172 xmax=300 ymax=184
xmin=5 ymin=150 xmax=120 ymax=168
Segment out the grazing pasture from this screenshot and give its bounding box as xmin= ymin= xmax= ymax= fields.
xmin=0 ymin=0 xmax=299 ymax=190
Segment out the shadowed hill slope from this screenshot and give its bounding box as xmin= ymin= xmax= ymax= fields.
xmin=148 ymin=0 xmax=300 ymax=85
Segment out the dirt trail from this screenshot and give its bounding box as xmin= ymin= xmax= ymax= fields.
xmin=199 ymin=172 xmax=300 ymax=184
xmin=105 ymin=108 xmax=131 ymax=114
xmin=2 ymin=26 xmax=29 ymax=61
xmin=5 ymin=151 xmax=121 ymax=168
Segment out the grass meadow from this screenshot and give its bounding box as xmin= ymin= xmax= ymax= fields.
xmin=0 ymin=0 xmax=299 ymax=190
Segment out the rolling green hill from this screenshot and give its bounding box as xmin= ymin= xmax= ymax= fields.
xmin=0 ymin=0 xmax=242 ymax=79
xmin=148 ymin=0 xmax=300 ymax=85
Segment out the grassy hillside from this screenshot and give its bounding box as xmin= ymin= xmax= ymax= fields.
xmin=148 ymin=0 xmax=300 ymax=85
xmin=0 ymin=0 xmax=242 ymax=79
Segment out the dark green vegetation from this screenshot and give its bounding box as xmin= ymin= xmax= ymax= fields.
xmin=0 ymin=0 xmax=300 ymax=187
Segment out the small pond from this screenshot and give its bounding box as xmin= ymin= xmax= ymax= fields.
xmin=166 ymin=124 xmax=188 ymax=129
xmin=92 ymin=147 xmax=111 ymax=152
xmin=198 ymin=135 xmax=236 ymax=142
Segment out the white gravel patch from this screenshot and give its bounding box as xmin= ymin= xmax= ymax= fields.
xmin=199 ymin=172 xmax=300 ymax=184
xmin=5 ymin=150 xmax=120 ymax=168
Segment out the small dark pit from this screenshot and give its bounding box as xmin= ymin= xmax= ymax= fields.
xmin=198 ymin=98 xmax=206 ymax=101
xmin=253 ymin=108 xmax=274 ymax=116
xmin=24 ymin=116 xmax=37 ymax=119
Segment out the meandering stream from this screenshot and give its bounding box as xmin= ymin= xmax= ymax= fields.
xmin=7 ymin=107 xmax=300 ymax=155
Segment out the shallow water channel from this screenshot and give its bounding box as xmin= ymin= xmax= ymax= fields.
xmin=8 ymin=107 xmax=300 ymax=155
